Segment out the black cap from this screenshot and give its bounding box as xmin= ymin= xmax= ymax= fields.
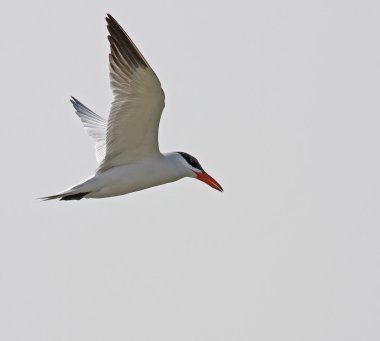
xmin=177 ymin=152 xmax=205 ymax=173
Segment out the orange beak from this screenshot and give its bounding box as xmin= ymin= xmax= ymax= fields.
xmin=195 ymin=172 xmax=223 ymax=192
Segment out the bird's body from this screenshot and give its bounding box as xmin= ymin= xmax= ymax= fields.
xmin=42 ymin=14 xmax=222 ymax=201
xmin=53 ymin=153 xmax=192 ymax=200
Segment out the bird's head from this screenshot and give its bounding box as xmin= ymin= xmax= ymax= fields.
xmin=176 ymin=152 xmax=223 ymax=192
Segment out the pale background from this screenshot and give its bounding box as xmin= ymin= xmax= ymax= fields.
xmin=1 ymin=0 xmax=379 ymax=340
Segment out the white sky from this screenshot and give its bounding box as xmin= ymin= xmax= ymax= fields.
xmin=1 ymin=0 xmax=380 ymax=340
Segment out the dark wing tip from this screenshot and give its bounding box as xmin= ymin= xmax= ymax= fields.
xmin=106 ymin=13 xmax=115 ymax=21
xmin=106 ymin=14 xmax=123 ymax=30
xmin=105 ymin=13 xmax=148 ymax=69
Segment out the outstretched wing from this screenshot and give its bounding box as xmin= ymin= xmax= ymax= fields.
xmin=98 ymin=14 xmax=165 ymax=172
xmin=70 ymin=97 xmax=107 ymax=163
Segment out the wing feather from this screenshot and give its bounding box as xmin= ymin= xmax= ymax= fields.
xmin=70 ymin=97 xmax=107 ymax=163
xmin=98 ymin=14 xmax=165 ymax=171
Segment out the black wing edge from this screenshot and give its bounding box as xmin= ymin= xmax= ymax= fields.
xmin=106 ymin=14 xmax=148 ymax=70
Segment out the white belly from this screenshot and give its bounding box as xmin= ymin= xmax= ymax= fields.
xmin=84 ymin=156 xmax=186 ymax=198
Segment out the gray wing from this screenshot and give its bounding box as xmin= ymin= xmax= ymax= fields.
xmin=98 ymin=14 xmax=165 ymax=172
xmin=71 ymin=97 xmax=107 ymax=163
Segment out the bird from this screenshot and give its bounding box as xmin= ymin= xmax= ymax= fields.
xmin=41 ymin=14 xmax=223 ymax=201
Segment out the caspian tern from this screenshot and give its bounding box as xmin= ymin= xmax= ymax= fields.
xmin=42 ymin=14 xmax=223 ymax=201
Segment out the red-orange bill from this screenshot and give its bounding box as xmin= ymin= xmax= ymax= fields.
xmin=195 ymin=172 xmax=223 ymax=192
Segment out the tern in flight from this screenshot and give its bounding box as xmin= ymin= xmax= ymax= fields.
xmin=42 ymin=14 xmax=223 ymax=201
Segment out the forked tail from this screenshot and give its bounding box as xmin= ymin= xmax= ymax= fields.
xmin=40 ymin=192 xmax=90 ymax=201
xmin=40 ymin=178 xmax=96 ymax=201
